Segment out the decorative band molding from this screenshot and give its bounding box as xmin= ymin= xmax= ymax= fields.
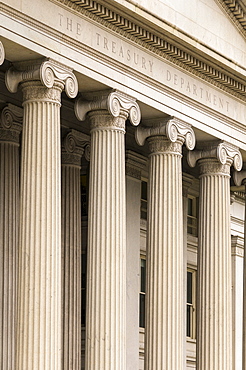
xmin=53 ymin=0 xmax=246 ymax=99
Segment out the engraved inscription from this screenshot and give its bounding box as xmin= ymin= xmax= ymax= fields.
xmin=57 ymin=12 xmax=246 ymax=122
xmin=95 ymin=33 xmax=153 ymax=73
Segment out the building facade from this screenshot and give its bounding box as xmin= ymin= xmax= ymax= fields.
xmin=0 ymin=0 xmax=246 ymax=369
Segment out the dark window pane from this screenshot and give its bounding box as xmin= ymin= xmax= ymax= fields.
xmin=186 ymin=305 xmax=191 ymax=337
xmin=187 ymin=271 xmax=192 ymax=304
xmin=141 ymin=181 xmax=147 ymax=201
xmin=139 ymin=294 xmax=145 ymax=328
xmin=141 ymin=259 xmax=146 ymax=293
xmin=188 ymin=197 xmax=193 ymax=216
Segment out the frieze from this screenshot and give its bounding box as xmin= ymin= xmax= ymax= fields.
xmin=198 ymin=159 xmax=231 ymax=176
xmin=51 ymin=0 xmax=246 ymax=103
xmin=147 ymin=136 xmax=183 ymax=155
xmin=21 ymin=83 xmax=62 ymax=104
xmin=125 ymin=164 xmax=142 ymax=180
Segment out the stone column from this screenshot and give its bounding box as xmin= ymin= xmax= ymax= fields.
xmin=233 ymin=170 xmax=246 ymax=370
xmin=6 ymin=59 xmax=78 ymax=370
xmin=0 ymin=41 xmax=4 ymax=65
xmin=188 ymin=142 xmax=242 ymax=370
xmin=61 ymin=130 xmax=90 ymax=370
xmin=125 ymin=150 xmax=147 ymax=370
xmin=0 ymin=104 xmax=22 ymax=370
xmin=75 ymin=90 xmax=141 ymax=370
xmin=136 ymin=118 xmax=196 ymax=369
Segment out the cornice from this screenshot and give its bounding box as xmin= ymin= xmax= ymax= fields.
xmin=52 ymin=0 xmax=246 ymax=100
xmin=216 ymin=0 xmax=246 ymax=37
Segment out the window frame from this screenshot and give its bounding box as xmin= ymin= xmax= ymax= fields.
xmin=186 ymin=267 xmax=196 ymax=339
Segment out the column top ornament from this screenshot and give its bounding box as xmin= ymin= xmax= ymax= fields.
xmin=75 ymin=90 xmax=141 ymax=126
xmin=0 ymin=41 xmax=4 ymax=65
xmin=187 ymin=141 xmax=242 ymax=171
xmin=0 ymin=104 xmax=23 ymax=143
xmin=0 ymin=104 xmax=23 ymax=129
xmin=62 ymin=130 xmax=90 ymax=166
xmin=135 ymin=117 xmax=196 ymax=150
xmin=5 ymin=59 xmax=78 ymax=98
xmin=233 ymin=170 xmax=246 ymax=186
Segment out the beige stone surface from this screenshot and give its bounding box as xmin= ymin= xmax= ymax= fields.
xmin=0 ymin=104 xmax=22 ymax=370
xmin=75 ymin=90 xmax=140 ymax=370
xmin=189 ymin=142 xmax=242 ymax=369
xmin=5 ymin=59 xmax=78 ymax=370
xmin=136 ymin=118 xmax=195 ymax=369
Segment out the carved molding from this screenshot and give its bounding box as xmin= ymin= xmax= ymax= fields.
xmin=75 ymin=89 xmax=141 ymax=126
xmin=136 ymin=117 xmax=195 ymax=151
xmin=125 ymin=150 xmax=147 ymax=179
xmin=231 ymin=235 xmax=244 ymax=258
xmin=62 ymin=129 xmax=90 ymax=165
xmin=0 ymin=104 xmax=22 ymax=143
xmin=0 ymin=41 xmax=4 ymax=65
xmin=52 ymin=0 xmax=246 ymax=99
xmin=216 ymin=0 xmax=246 ymax=37
xmin=187 ymin=141 xmax=242 ymax=171
xmin=5 ymin=59 xmax=78 ymax=98
xmin=233 ymin=170 xmax=246 ymax=186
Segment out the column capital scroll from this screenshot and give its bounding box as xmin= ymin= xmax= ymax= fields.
xmin=0 ymin=104 xmax=23 ymax=143
xmin=0 ymin=41 xmax=5 ymax=65
xmin=233 ymin=169 xmax=246 ymax=186
xmin=135 ymin=117 xmax=195 ymax=150
xmin=75 ymin=89 xmax=141 ymax=126
xmin=62 ymin=130 xmax=90 ymax=166
xmin=5 ymin=59 xmax=78 ymax=98
xmin=187 ymin=141 xmax=242 ymax=171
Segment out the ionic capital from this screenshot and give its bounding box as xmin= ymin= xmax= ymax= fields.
xmin=0 ymin=41 xmax=5 ymax=65
xmin=75 ymin=90 xmax=141 ymax=126
xmin=135 ymin=117 xmax=195 ymax=150
xmin=0 ymin=104 xmax=23 ymax=143
xmin=5 ymin=59 xmax=78 ymax=98
xmin=187 ymin=141 xmax=242 ymax=172
xmin=62 ymin=130 xmax=90 ymax=166
xmin=233 ymin=170 xmax=246 ymax=187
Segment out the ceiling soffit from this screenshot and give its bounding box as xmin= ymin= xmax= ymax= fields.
xmin=53 ymin=0 xmax=246 ymax=100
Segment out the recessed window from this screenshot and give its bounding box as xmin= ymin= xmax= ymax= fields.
xmin=187 ymin=269 xmax=196 ymax=338
xmin=81 ymin=252 xmax=87 ymax=327
xmin=187 ymin=196 xmax=198 ymax=236
xmin=139 ymin=258 xmax=146 ymax=328
xmin=141 ymin=181 xmax=147 ymax=220
xmin=81 ymin=174 xmax=88 ymax=216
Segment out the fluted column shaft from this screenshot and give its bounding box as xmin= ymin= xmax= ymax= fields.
xmin=61 ymin=132 xmax=88 ymax=370
xmin=16 ymin=81 xmax=63 ymax=369
xmin=145 ymin=137 xmax=184 ymax=369
xmin=0 ymin=105 xmax=22 ymax=370
xmin=197 ymin=159 xmax=232 ymax=369
xmin=5 ymin=59 xmax=78 ymax=370
xmin=86 ymin=110 xmax=127 ymax=370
